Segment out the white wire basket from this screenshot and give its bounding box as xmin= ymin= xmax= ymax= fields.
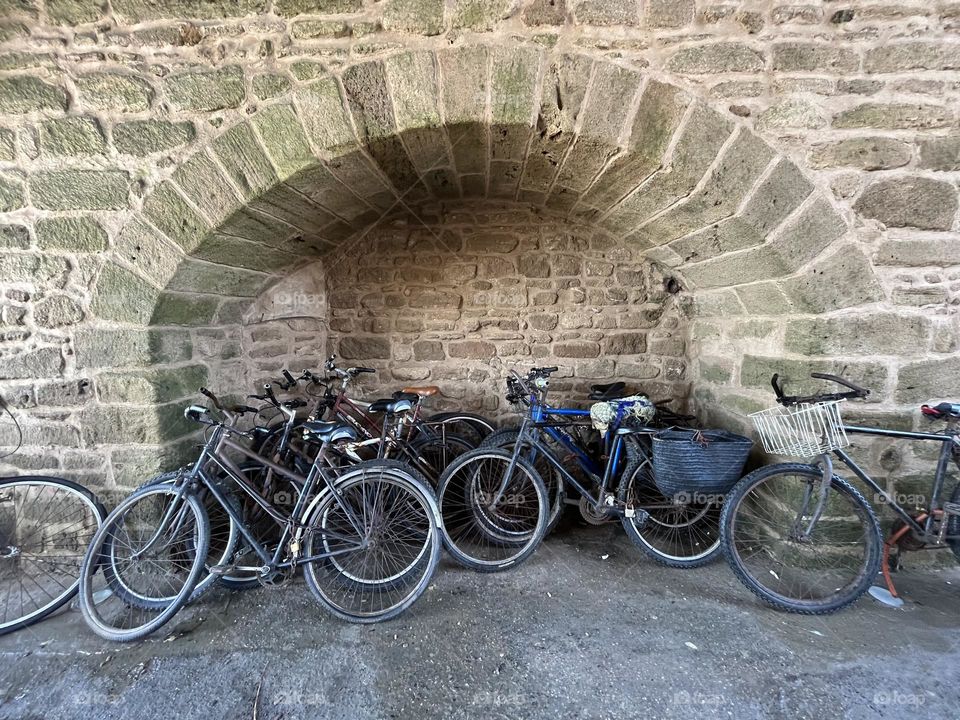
xmin=749 ymin=400 xmax=849 ymax=457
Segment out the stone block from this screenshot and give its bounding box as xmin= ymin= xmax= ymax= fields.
xmin=73 ymin=329 xmax=192 ymax=368
xmin=523 ymin=0 xmax=566 ymax=25
xmin=296 ymin=78 xmax=358 ymax=155
xmin=35 ymin=378 xmax=93 ymax=406
xmin=918 ymin=136 xmax=960 ymax=171
xmin=33 ymin=295 xmax=83 ymax=328
xmin=0 ymin=224 xmax=28 ymax=249
xmin=897 ymin=356 xmax=960 ymax=403
xmin=865 ymin=42 xmax=960 ymax=73
xmin=30 ymin=170 xmax=129 ymax=210
xmin=211 ymin=122 xmax=279 ymax=201
xmin=874 ymin=238 xmax=960 ymax=268
xmin=453 ymin=0 xmax=516 ymax=30
xmin=382 ymin=0 xmax=444 ymax=35
xmin=772 ymin=43 xmax=859 ymax=72
xmin=854 ymin=176 xmax=957 ymax=231
xmin=667 ymin=43 xmax=765 ymax=74
xmin=741 ymin=355 xmax=888 ymax=398
xmin=0 ymin=347 xmax=62 ymax=379
xmin=252 ymin=73 xmax=291 ymax=101
xmin=0 ymin=76 xmax=67 ymax=113
xmin=173 ymin=151 xmax=242 ymax=225
xmin=113 ymin=0 xmax=268 ymax=21
xmin=785 ymin=314 xmax=932 ymax=356
xmin=143 ymin=181 xmax=209 ymax=253
xmin=76 ymin=73 xmax=152 ymax=112
xmin=573 ymin=0 xmax=639 ymax=25
xmin=0 ymin=174 xmax=25 ymax=212
xmin=152 ymin=292 xmax=220 ymax=326
xmin=39 ymin=117 xmax=106 ymax=156
xmin=0 ymin=128 xmax=14 ymax=161
xmin=339 ymin=336 xmax=391 ymax=359
xmin=114 ymin=120 xmax=196 ymax=155
xmin=554 ymin=340 xmax=600 ymax=358
xmin=166 ymin=259 xmax=269 ymax=297
xmin=90 ymin=263 xmax=159 ymax=324
xmin=809 ymin=137 xmax=912 ymax=171
xmin=603 ymin=332 xmax=646 ymax=355
xmin=413 ymin=340 xmax=444 ymax=360
xmin=449 ymin=340 xmax=497 ymax=359
xmin=756 ymin=99 xmax=825 ymax=130
xmin=646 ymin=0 xmax=694 ymax=27
xmin=833 ymin=104 xmax=952 ymax=130
xmin=781 ymin=245 xmax=884 ymax=313
xmin=80 ymin=403 xmax=194 ymax=446
xmin=251 ymin=103 xmax=315 ymax=180
xmin=97 ymin=364 xmax=208 ymax=404
xmin=164 ymin=66 xmax=244 ymax=112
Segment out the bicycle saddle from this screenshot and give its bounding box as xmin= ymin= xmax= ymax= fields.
xmin=921 ymin=402 xmax=960 ymax=420
xmin=401 ymin=385 xmax=439 ymax=397
xmin=392 ymin=391 xmax=421 ymax=403
xmin=301 ymin=421 xmax=357 ymax=444
xmin=368 ymin=398 xmax=413 ymax=414
xmin=589 ymin=381 xmax=627 ymax=400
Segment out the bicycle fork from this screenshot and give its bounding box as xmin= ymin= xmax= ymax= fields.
xmin=791 ymin=453 xmax=834 ymax=542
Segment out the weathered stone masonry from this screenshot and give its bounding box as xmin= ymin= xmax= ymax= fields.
xmin=0 ymin=1 xmax=958 ymax=510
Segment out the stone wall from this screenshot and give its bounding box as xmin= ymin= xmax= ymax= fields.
xmin=0 ymin=1 xmax=958 ymax=501
xmin=317 ymin=205 xmax=687 ymax=419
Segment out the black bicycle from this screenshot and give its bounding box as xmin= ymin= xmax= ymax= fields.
xmin=722 ymin=372 xmax=960 ymax=614
xmin=79 ymin=388 xmax=442 ymax=641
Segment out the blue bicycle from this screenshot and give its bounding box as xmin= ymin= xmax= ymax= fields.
xmin=437 ymin=368 xmax=723 ymax=571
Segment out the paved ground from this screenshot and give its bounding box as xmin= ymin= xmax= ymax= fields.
xmin=1 ymin=520 xmax=958 ymax=720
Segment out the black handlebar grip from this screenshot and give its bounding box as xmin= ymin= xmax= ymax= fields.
xmin=770 ymin=374 xmax=785 ymax=400
xmin=286 ymin=399 xmax=308 ymax=409
xmin=282 ymin=369 xmax=296 ymax=385
xmin=199 ymin=386 xmax=223 ymax=409
xmin=263 ymin=384 xmax=278 ymax=403
xmin=354 ymin=367 xmax=376 ymax=374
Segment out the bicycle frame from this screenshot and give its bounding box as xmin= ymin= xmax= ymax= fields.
xmin=183 ymin=423 xmax=368 ymax=571
xmin=825 ymin=423 xmax=960 ymax=542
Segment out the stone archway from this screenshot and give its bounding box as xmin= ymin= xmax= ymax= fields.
xmin=4 ymin=43 xmax=932 ymax=488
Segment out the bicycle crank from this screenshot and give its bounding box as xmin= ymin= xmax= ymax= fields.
xmin=579 ymin=496 xmax=616 ymax=525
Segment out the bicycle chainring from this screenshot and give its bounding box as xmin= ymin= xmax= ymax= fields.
xmin=257 ymin=566 xmax=294 ymax=589
xmin=578 ymin=495 xmax=616 ymax=525
xmin=892 ymin=516 xmax=927 ymax=552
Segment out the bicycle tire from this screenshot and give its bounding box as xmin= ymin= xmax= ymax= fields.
xmin=436 ymin=448 xmax=548 ymax=573
xmin=616 ymin=447 xmax=721 ymax=569
xmin=479 ymin=429 xmax=566 ymax=534
xmin=0 ymin=476 xmax=107 ymax=636
xmin=721 ymin=463 xmax=882 ymax=615
xmin=407 ymin=432 xmax=474 ymax=486
xmin=425 ymin=412 xmax=495 ymax=446
xmin=79 ymin=485 xmax=210 ymax=642
xmin=302 ymin=459 xmax=441 ymax=623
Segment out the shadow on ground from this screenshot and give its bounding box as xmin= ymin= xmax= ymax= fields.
xmin=1 ymin=522 xmax=958 ymax=720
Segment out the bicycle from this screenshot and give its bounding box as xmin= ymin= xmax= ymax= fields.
xmin=721 ymin=371 xmax=960 ymax=614
xmin=478 ymin=373 xmax=722 ymax=567
xmin=0 ymin=395 xmax=108 ymax=636
xmin=79 ymin=387 xmax=442 ymax=641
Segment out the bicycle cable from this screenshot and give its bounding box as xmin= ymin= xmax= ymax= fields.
xmin=0 ymin=393 xmax=23 ymax=460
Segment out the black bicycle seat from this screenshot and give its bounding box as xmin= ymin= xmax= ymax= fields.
xmin=589 ymin=381 xmax=627 ymax=401
xmin=391 ymin=391 xmax=420 ymax=403
xmin=921 ymin=402 xmax=960 ymax=420
xmin=368 ymin=398 xmax=413 ymax=414
xmin=301 ymin=421 xmax=357 ymax=444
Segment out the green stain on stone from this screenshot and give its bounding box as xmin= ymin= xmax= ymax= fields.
xmin=152 ymin=292 xmax=221 ymax=326
xmin=113 ymin=119 xmax=196 ymax=155
xmin=0 ymin=173 xmax=25 ymax=212
xmin=0 ymin=128 xmax=14 ymax=160
xmin=164 ymin=65 xmax=244 ymax=112
xmin=274 ymin=0 xmax=360 ymax=16
xmin=35 ymin=216 xmax=108 ymax=252
xmin=39 ymin=116 xmax=107 ymax=156
xmin=0 ymin=76 xmax=67 ymax=113
xmin=251 ymin=104 xmax=315 ymax=179
xmin=90 ymin=263 xmax=160 ymax=324
xmin=30 ymin=170 xmax=129 ymax=210
xmin=76 ymin=73 xmax=153 ymax=112
xmin=142 ymin=181 xmax=209 ymax=252
xmin=382 ymin=0 xmax=444 ymax=35
xmin=252 ymin=73 xmax=292 ymax=100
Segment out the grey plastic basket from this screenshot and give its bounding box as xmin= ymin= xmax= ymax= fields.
xmin=651 ymin=429 xmax=753 ymax=499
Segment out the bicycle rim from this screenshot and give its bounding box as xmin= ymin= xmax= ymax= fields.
xmin=725 ymin=466 xmax=880 ymax=612
xmin=0 ymin=477 xmax=105 ymax=635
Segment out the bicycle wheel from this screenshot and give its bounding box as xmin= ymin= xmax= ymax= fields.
xmin=946 ymin=477 xmax=960 ymax=563
xmin=480 ymin=429 xmax=566 ymax=534
xmin=0 ymin=476 xmax=106 ymax=636
xmin=436 ymin=448 xmax=548 ymax=572
xmin=617 ymin=452 xmax=721 ymax=568
xmin=79 ymin=484 xmax=210 ymax=642
xmin=407 ymin=432 xmax=474 ymax=486
xmin=136 ymin=470 xmax=239 ymax=601
xmin=302 ymin=460 xmax=440 ymax=623
xmin=721 ymin=463 xmax=882 ymax=614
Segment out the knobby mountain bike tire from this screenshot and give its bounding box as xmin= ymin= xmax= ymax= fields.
xmin=0 ymin=476 xmax=107 ymax=636
xmin=721 ymin=463 xmax=882 ymax=615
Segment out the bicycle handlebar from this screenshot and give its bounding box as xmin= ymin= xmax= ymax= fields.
xmin=771 ymin=372 xmax=870 ymax=406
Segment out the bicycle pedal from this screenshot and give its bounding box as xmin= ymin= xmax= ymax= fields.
xmin=208 ymin=564 xmax=237 ymax=576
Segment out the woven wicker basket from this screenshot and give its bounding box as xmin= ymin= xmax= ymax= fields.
xmin=652 ymin=429 xmax=753 ymax=499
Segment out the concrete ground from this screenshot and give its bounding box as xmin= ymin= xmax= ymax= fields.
xmin=1 ymin=520 xmax=958 ymax=720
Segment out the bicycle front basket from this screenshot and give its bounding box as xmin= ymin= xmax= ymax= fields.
xmin=749 ymin=400 xmax=849 ymax=458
